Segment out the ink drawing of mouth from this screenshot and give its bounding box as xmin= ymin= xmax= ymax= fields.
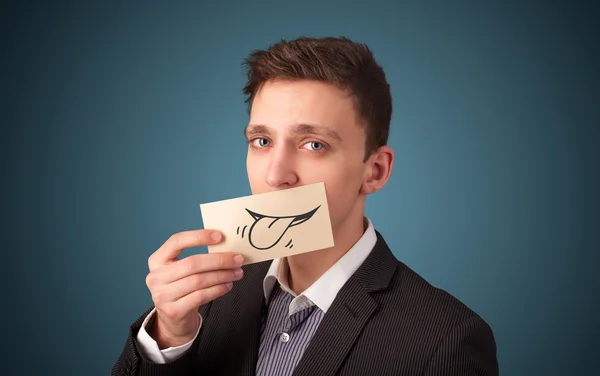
xmin=236 ymin=206 xmax=320 ymax=250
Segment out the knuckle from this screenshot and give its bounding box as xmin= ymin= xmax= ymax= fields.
xmin=224 ymin=270 xmax=235 ymax=281
xmin=190 ymin=274 xmax=202 ymax=289
xmin=169 ymin=233 xmax=182 ymax=250
xmin=197 ymin=230 xmax=208 ymax=244
xmin=183 ymin=256 xmax=195 ymax=272
xmin=147 ymin=255 xmax=156 ymax=270
xmin=152 ymin=290 xmax=164 ymax=305
xmin=147 ymin=271 xmax=163 ymax=289
xmin=145 ymin=273 xmax=154 ymax=288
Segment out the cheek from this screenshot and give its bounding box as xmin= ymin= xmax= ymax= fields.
xmin=246 ymin=154 xmax=266 ymax=191
xmin=320 ymin=165 xmax=364 ymax=212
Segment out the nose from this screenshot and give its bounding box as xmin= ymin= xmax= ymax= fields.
xmin=265 ymin=146 xmax=299 ymax=189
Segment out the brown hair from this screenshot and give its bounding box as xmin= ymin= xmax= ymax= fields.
xmin=242 ymin=36 xmax=392 ymax=161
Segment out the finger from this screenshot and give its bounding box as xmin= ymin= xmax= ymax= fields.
xmin=168 ymin=282 xmax=234 ymax=316
xmin=152 ymin=269 xmax=244 ymax=305
xmin=149 ymin=229 xmax=223 ymax=269
xmin=149 ymin=253 xmax=245 ymax=285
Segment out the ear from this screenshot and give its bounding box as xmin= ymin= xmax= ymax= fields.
xmin=360 ymin=145 xmax=394 ymax=195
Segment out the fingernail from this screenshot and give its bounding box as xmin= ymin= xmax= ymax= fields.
xmin=234 ymin=268 xmax=243 ymax=278
xmin=225 ymin=282 xmax=233 ymax=290
xmin=234 ymin=255 xmax=244 ymax=265
xmin=211 ymin=232 xmax=221 ymax=242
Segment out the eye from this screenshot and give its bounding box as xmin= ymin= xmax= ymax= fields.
xmin=251 ymin=138 xmax=271 ymax=147
xmin=303 ymin=141 xmax=325 ymax=151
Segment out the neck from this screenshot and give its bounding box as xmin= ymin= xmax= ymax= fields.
xmin=286 ymin=212 xmax=367 ymax=295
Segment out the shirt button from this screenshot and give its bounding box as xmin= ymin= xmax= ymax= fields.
xmin=280 ymin=332 xmax=290 ymax=343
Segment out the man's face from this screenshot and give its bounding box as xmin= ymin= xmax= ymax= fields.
xmin=244 ymin=79 xmax=370 ymax=233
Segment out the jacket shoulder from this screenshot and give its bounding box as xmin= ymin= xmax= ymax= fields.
xmin=391 ymin=260 xmax=482 ymax=322
xmin=364 ymin=256 xmax=494 ymax=358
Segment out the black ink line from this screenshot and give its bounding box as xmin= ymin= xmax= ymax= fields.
xmin=241 ymin=225 xmax=247 ymax=238
xmin=285 ymin=239 xmax=292 ymax=247
xmin=290 ymin=244 xmax=293 ymax=249
xmin=244 ymin=205 xmax=320 ymax=250
xmin=268 ymin=218 xmax=279 ymax=229
xmin=237 ymin=227 xmax=239 ymax=235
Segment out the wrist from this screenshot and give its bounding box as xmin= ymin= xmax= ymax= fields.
xmin=148 ymin=312 xmax=200 ymax=349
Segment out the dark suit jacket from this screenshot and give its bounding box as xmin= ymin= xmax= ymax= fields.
xmin=112 ymin=231 xmax=498 ymax=375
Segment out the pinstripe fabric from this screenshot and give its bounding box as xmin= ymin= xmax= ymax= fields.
xmin=256 ymin=285 xmax=325 ymax=376
xmin=112 ymin=230 xmax=498 ymax=376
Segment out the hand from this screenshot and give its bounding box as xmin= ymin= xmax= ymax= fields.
xmin=145 ymin=229 xmax=244 ymax=349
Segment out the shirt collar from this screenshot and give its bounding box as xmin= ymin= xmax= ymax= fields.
xmin=262 ymin=216 xmax=377 ymax=313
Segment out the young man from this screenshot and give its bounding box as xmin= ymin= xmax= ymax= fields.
xmin=112 ymin=37 xmax=498 ymax=376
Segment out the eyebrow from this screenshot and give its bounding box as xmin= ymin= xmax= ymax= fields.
xmin=244 ymin=123 xmax=343 ymax=141
xmin=244 ymin=124 xmax=270 ymax=139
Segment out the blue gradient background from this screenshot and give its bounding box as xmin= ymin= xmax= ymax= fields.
xmin=3 ymin=1 xmax=598 ymax=375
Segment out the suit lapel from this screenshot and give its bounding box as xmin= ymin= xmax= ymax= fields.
xmin=242 ymin=263 xmax=270 ymax=376
xmin=291 ymin=278 xmax=378 ymax=376
xmin=291 ymin=231 xmax=398 ymax=376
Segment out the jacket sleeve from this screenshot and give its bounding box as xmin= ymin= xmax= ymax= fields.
xmin=111 ymin=306 xmax=207 ymax=376
xmin=423 ymin=315 xmax=499 ymax=376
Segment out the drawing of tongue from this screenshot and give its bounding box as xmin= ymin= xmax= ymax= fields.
xmin=245 ymin=206 xmax=320 ymax=250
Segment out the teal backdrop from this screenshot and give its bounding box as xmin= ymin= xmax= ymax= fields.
xmin=3 ymin=1 xmax=598 ymax=375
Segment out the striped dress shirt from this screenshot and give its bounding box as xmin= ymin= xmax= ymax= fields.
xmin=256 ymin=284 xmax=325 ymax=376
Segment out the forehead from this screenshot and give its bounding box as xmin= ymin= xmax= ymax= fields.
xmin=249 ymin=80 xmax=359 ymax=131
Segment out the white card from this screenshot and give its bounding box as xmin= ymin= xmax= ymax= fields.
xmin=199 ymin=182 xmax=334 ymax=264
